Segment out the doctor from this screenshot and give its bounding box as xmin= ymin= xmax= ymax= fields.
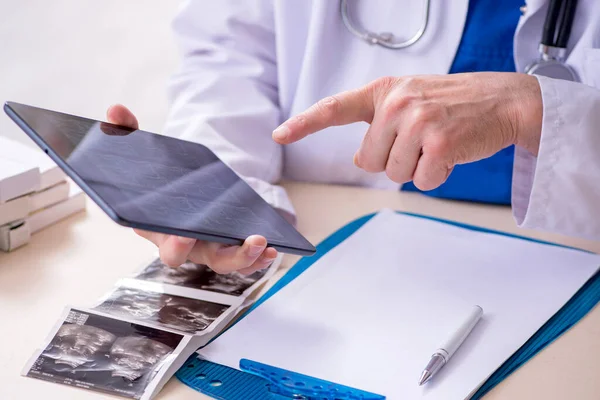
xmin=108 ymin=0 xmax=600 ymax=274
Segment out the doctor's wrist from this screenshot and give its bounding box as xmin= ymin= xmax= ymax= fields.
xmin=513 ymin=73 xmax=543 ymax=156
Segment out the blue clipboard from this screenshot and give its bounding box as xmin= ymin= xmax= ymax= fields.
xmin=176 ymin=211 xmax=600 ymax=399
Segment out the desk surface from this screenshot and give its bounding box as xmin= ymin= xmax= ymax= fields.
xmin=1 ymin=182 xmax=599 ymax=400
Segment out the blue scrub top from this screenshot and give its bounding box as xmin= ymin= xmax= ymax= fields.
xmin=402 ymin=0 xmax=523 ymax=205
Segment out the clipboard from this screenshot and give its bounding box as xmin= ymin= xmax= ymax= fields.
xmin=175 ymin=211 xmax=600 ymax=399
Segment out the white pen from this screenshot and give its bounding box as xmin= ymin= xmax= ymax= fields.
xmin=418 ymin=305 xmax=483 ymax=386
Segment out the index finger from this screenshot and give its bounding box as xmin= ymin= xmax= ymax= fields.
xmin=272 ymin=86 xmax=375 ymax=144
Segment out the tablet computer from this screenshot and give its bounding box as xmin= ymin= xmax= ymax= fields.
xmin=4 ymin=102 xmax=316 ymax=256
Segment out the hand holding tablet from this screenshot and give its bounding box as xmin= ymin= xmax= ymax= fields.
xmin=5 ymin=101 xmax=316 ymax=274
xmin=106 ymin=105 xmax=277 ymax=275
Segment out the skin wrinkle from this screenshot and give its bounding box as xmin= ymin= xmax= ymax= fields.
xmin=357 ymin=123 xmax=385 ymax=171
xmin=355 ymin=86 xmax=375 ymax=123
xmin=386 ymin=137 xmax=416 ymax=183
xmin=293 ymin=114 xmax=308 ymax=130
xmin=514 ymin=77 xmax=543 ymax=156
xmin=443 ymin=90 xmax=509 ymax=164
xmin=316 ymin=96 xmax=341 ymax=126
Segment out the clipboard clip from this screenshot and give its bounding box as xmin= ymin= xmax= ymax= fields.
xmin=176 ymin=355 xmax=385 ymax=400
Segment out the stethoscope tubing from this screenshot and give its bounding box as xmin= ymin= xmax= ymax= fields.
xmin=542 ymin=0 xmax=578 ymax=48
xmin=340 ymin=0 xmax=430 ymax=49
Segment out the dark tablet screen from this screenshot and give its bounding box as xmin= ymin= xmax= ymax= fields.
xmin=5 ymin=102 xmax=315 ymax=255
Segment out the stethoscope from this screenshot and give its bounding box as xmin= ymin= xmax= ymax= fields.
xmin=524 ymin=0 xmax=579 ymax=81
xmin=340 ymin=0 xmax=579 ymax=81
xmin=340 ymin=0 xmax=431 ymax=49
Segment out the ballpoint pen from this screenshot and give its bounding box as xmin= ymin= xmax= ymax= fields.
xmin=418 ymin=305 xmax=483 ymax=386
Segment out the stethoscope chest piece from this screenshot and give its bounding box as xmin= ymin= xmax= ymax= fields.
xmin=525 ymin=45 xmax=579 ymax=81
xmin=526 ymin=59 xmax=578 ymax=81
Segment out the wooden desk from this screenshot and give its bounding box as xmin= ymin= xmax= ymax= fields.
xmin=1 ymin=182 xmax=599 ymax=400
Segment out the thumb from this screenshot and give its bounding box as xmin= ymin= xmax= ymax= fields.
xmin=106 ymin=104 xmax=139 ymax=129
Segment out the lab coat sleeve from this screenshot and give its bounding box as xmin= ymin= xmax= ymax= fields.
xmin=512 ymin=75 xmax=600 ymax=240
xmin=163 ymin=0 xmax=296 ymax=223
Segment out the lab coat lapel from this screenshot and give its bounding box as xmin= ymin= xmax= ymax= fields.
xmin=513 ymin=0 xmax=548 ymax=72
xmin=524 ymin=0 xmax=547 ymax=15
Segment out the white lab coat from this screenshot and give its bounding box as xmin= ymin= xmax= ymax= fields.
xmin=163 ymin=0 xmax=600 ymax=240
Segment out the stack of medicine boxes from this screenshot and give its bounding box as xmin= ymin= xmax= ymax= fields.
xmin=0 ymin=136 xmax=86 ymax=251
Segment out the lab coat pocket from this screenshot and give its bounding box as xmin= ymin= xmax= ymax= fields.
xmin=582 ymin=48 xmax=600 ymax=88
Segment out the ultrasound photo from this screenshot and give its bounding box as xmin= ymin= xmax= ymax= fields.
xmin=135 ymin=258 xmax=269 ymax=296
xmin=25 ymin=309 xmax=186 ymax=399
xmin=94 ymin=287 xmax=230 ymax=334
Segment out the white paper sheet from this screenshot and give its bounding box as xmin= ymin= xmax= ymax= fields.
xmin=199 ymin=209 xmax=600 ymax=399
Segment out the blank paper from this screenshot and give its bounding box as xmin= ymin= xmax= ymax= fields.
xmin=199 ymin=210 xmax=600 ymax=399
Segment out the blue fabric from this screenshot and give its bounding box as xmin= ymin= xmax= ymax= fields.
xmin=402 ymin=0 xmax=523 ymax=204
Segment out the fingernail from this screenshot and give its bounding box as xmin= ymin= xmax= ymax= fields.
xmin=353 ymin=152 xmax=361 ymax=167
xmin=248 ymin=244 xmax=265 ymax=257
xmin=177 ymin=236 xmax=195 ymax=245
xmin=272 ymin=125 xmax=291 ymax=140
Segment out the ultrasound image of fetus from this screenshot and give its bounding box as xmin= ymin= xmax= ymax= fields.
xmin=137 ymin=259 xmax=204 ymax=286
xmin=26 ymin=310 xmax=186 ymax=399
xmin=157 ymin=297 xmax=230 ymax=333
xmin=201 ymin=271 xmax=265 ymax=296
xmin=95 ymin=287 xmax=229 ymax=334
xmin=43 ymin=324 xmax=116 ymax=368
xmin=136 ymin=258 xmax=269 ymax=296
xmin=96 ymin=288 xmax=166 ymax=319
xmin=108 ymin=336 xmax=173 ymax=381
